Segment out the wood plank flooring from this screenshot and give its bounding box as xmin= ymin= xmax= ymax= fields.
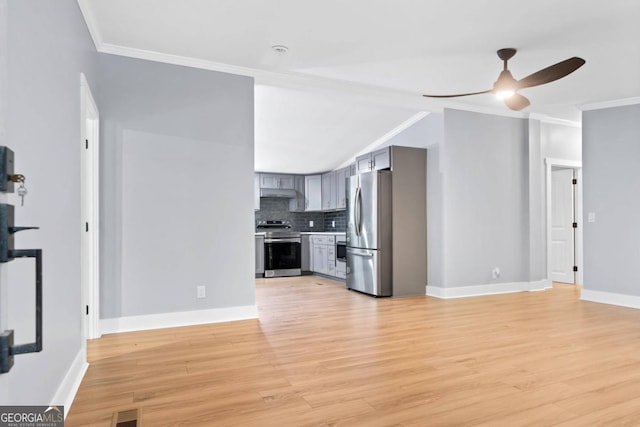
xmin=66 ymin=277 xmax=640 ymax=426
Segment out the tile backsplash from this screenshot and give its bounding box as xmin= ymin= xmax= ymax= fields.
xmin=255 ymin=198 xmax=347 ymax=232
xmin=323 ymin=210 xmax=347 ymax=231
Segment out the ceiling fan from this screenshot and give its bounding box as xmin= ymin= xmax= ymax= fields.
xmin=423 ymin=48 xmax=585 ymax=111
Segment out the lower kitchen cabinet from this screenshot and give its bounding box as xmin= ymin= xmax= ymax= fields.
xmin=255 ymin=235 xmax=264 ymax=276
xmin=313 ymin=243 xmax=327 ymax=274
xmin=336 ymin=260 xmax=346 ymax=279
xmin=327 ymin=245 xmax=336 ymax=277
xmin=309 ymin=234 xmax=344 ymax=280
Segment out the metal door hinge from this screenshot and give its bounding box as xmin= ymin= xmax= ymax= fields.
xmin=85 ymin=222 xmax=89 ymax=232
xmin=85 ymin=139 xmax=88 ymax=149
xmin=572 ymin=178 xmax=577 ymax=185
xmin=572 ymin=222 xmax=578 ymax=228
xmin=573 ymin=266 xmax=578 ymax=272
xmin=86 ymin=305 xmax=89 ymax=315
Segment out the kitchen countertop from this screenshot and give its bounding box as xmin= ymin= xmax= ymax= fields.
xmin=255 ymin=231 xmax=345 ymax=236
xmin=299 ymin=231 xmax=346 ymax=235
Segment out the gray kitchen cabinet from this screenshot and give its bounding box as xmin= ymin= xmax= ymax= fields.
xmin=254 ymin=174 xmax=260 ymax=211
xmin=305 ymin=175 xmax=322 ymax=211
xmin=335 ymin=167 xmax=348 ymax=210
xmin=322 ymin=171 xmax=337 ymax=211
xmin=255 ymin=235 xmax=264 ymax=276
xmin=301 ymin=234 xmax=311 ymax=272
xmin=327 ymin=245 xmax=336 ymax=277
xmin=289 ymin=175 xmax=306 ymax=212
xmin=349 ymin=163 xmax=357 ymax=176
xmin=336 ymin=260 xmax=346 ymax=279
xmin=260 ymin=173 xmax=295 ymax=189
xmin=311 ymin=234 xmax=336 ymax=277
xmin=313 ymin=242 xmax=327 ymax=275
xmin=355 ymin=147 xmax=391 ymax=174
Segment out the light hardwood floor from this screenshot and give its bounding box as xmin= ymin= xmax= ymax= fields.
xmin=67 ymin=277 xmax=640 ymax=426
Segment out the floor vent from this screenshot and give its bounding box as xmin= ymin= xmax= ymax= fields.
xmin=112 ymin=408 xmax=140 ymax=427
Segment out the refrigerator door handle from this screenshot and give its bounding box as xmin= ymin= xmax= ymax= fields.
xmin=357 ymin=186 xmax=363 ymax=236
xmin=350 ymin=252 xmax=373 ymax=258
xmin=354 ymin=186 xmax=361 ymax=237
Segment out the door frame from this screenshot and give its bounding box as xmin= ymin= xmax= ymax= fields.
xmin=80 ymin=73 xmax=101 ymax=340
xmin=545 ymin=158 xmax=583 ymax=285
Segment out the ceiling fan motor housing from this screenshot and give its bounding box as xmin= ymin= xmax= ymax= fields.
xmin=494 ymin=69 xmax=517 ymax=93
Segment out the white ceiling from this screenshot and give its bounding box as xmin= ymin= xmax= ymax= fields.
xmin=78 ymin=0 xmax=640 ymax=172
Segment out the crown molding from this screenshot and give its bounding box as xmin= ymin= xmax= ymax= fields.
xmin=579 ymin=96 xmax=640 ymax=111
xmin=529 ymin=113 xmax=581 ymax=128
xmin=76 ymin=0 xmax=103 ymax=50
xmin=100 ymin=43 xmax=259 ymax=78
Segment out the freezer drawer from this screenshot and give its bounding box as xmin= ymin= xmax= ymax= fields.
xmin=346 ymin=247 xmax=391 ymax=297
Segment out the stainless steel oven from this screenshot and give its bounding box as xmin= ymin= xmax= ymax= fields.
xmin=258 ymin=220 xmax=302 ymax=278
xmin=264 ymin=234 xmax=301 ymax=277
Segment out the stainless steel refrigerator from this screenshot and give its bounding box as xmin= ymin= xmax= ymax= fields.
xmin=346 ymin=170 xmax=392 ymax=296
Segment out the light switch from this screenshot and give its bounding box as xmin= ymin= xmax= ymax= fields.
xmin=587 ymin=212 xmax=596 ymax=223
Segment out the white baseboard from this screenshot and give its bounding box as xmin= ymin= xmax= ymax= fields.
xmin=100 ymin=305 xmax=259 ymax=335
xmin=426 ymin=280 xmax=551 ymax=299
xmin=580 ymin=289 xmax=640 ymax=309
xmin=51 ymin=348 xmax=88 ymax=419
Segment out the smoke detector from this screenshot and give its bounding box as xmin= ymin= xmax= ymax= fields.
xmin=271 ymin=45 xmax=289 ymax=55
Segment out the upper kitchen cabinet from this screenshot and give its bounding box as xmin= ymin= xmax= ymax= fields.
xmin=335 ymin=167 xmax=348 ymax=210
xmin=289 ymin=175 xmax=306 ymax=212
xmin=305 ymin=175 xmax=322 ymax=211
xmin=320 ymin=168 xmax=349 ymax=211
xmin=322 ymin=171 xmax=337 ymax=211
xmin=355 ymin=147 xmax=391 ymax=174
xmin=260 ymin=173 xmax=295 ymax=189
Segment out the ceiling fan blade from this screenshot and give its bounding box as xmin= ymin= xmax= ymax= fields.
xmin=517 ymin=57 xmax=585 ymax=89
xmin=423 ymin=89 xmax=492 ymax=98
xmin=504 ymin=93 xmax=530 ymax=111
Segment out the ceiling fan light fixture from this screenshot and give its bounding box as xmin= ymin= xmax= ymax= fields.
xmin=495 ymin=90 xmax=515 ymax=99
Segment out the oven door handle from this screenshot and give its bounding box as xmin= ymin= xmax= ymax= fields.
xmin=265 ymin=238 xmax=301 ymax=243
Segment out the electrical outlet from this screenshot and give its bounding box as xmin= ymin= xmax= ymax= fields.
xmin=331 ymin=221 xmax=335 ymax=228
xmin=309 ymin=220 xmax=314 ymax=227
xmin=491 ymin=267 xmax=501 ymax=279
xmin=197 ymin=286 xmax=206 ymax=299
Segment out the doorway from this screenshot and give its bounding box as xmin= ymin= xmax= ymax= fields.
xmin=545 ymin=158 xmax=582 ymax=285
xmin=80 ymin=73 xmax=100 ymax=340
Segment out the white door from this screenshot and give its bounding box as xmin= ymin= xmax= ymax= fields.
xmin=80 ymin=74 xmax=101 ymax=339
xmin=550 ymin=168 xmax=575 ymax=284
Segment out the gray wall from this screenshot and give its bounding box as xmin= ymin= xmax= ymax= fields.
xmin=583 ymin=104 xmax=640 ymax=295
xmin=426 ymin=145 xmax=444 ymax=287
xmin=442 ymin=109 xmax=529 ymax=287
xmin=0 ymin=0 xmax=97 ymax=404
xmin=98 ymin=54 xmax=255 ymax=318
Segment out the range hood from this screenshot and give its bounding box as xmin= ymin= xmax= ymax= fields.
xmin=260 ymin=188 xmax=298 ymax=198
